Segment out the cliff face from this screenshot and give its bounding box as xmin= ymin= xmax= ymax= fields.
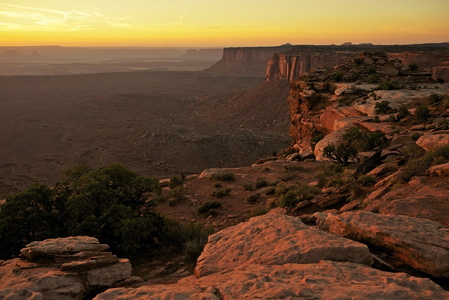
xmin=206 ymin=46 xmax=293 ymax=75
xmin=266 ymin=52 xmax=359 ymax=81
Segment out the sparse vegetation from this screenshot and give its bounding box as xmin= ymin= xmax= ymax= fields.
xmin=374 ymin=100 xmax=393 ymax=114
xmin=210 ymin=172 xmax=236 ymax=181
xmin=409 ymin=63 xmax=419 ymax=72
xmin=197 ymin=201 xmax=222 ymax=214
xmin=212 ymin=188 xmax=231 ymax=198
xmin=278 ymin=183 xmax=321 ymax=208
xmin=169 ymin=175 xmax=183 ymax=189
xmin=414 ymin=105 xmax=431 ymax=123
xmin=246 ymin=194 xmax=260 ymax=204
xmin=323 ymin=127 xmax=387 ymax=165
xmin=377 ymin=80 xmax=400 ymax=90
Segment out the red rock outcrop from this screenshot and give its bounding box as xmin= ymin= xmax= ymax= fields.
xmin=315 ymin=211 xmax=449 ymax=278
xmin=266 ymin=52 xmax=359 ymax=81
xmin=94 ymin=261 xmax=448 ymax=300
xmin=194 ymin=212 xmax=373 ymax=277
xmin=0 ymin=236 xmax=132 ymax=299
xmin=207 ymin=46 xmax=293 ymax=75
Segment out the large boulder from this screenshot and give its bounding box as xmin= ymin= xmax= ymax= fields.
xmin=194 ymin=212 xmax=373 ymax=277
xmin=416 ymin=133 xmax=449 ymax=151
xmin=315 ymin=211 xmax=449 ymax=278
xmin=94 ymin=261 xmax=449 ymax=300
xmin=314 ymin=125 xmax=353 ymax=162
xmin=0 ymin=236 xmax=132 ymax=299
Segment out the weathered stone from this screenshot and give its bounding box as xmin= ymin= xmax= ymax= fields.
xmin=416 ymin=133 xmax=449 ymax=151
xmin=86 ymin=258 xmax=132 ymax=287
xmin=195 ymin=213 xmax=373 ymax=277
xmin=314 ymin=125 xmax=353 ymax=162
xmin=315 ymin=211 xmax=449 ymax=278
xmin=0 ymin=259 xmax=86 ymax=300
xmin=427 ymin=162 xmax=449 ymax=176
xmin=61 ymin=255 xmax=119 ymax=271
xmin=21 ymin=236 xmax=109 ymax=259
xmin=94 ymin=261 xmax=449 ymax=300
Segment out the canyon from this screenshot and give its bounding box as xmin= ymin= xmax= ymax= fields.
xmin=1 ymin=43 xmax=449 ymax=299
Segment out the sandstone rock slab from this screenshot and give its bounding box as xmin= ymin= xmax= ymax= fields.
xmin=315 ymin=211 xmax=449 ymax=278
xmin=416 ymin=133 xmax=449 ymax=151
xmin=94 ymin=261 xmax=449 ymax=300
xmin=21 ymin=236 xmax=109 ymax=259
xmin=0 ymin=258 xmax=85 ymax=300
xmin=194 ymin=213 xmax=373 ymax=277
xmin=427 ymin=162 xmax=449 ymax=176
xmin=86 ymin=258 xmax=132 ymax=287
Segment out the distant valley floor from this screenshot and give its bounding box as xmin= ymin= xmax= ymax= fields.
xmin=0 ymin=70 xmax=290 ymax=198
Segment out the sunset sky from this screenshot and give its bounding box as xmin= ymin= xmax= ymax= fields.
xmin=1 ymin=0 xmax=448 ymax=47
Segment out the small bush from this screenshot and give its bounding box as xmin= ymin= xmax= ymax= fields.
xmin=330 ymin=72 xmax=344 ymax=82
xmin=375 ymin=101 xmax=392 ymax=115
xmin=367 ymin=73 xmax=381 ymax=83
xmin=214 ymin=182 xmax=222 ymax=188
xmin=255 ymin=178 xmax=268 ymax=189
xmin=354 ymin=58 xmax=363 ymax=66
xmin=212 ymin=188 xmax=231 ymax=198
xmin=169 ymin=175 xmax=183 ymax=189
xmin=246 ymin=194 xmax=260 ymax=204
xmin=210 ymin=172 xmax=235 ymax=181
xmin=428 ymin=94 xmax=441 ymax=104
xmin=243 ymin=182 xmax=255 ymax=191
xmin=414 ymin=106 xmax=431 ymax=123
xmin=251 ymin=207 xmax=268 ymax=217
xmin=265 ymin=186 xmax=276 ymax=195
xmin=279 ymin=183 xmax=320 ymax=208
xmin=377 ymin=80 xmax=400 ymax=90
xmin=397 ymin=106 xmax=410 ymax=120
xmin=409 ymin=63 xmax=418 ymax=72
xmin=198 ymin=201 xmax=222 ymax=214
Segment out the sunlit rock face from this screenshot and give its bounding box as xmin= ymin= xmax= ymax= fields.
xmin=0 ymin=236 xmax=132 ymax=300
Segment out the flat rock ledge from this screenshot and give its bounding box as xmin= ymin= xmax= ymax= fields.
xmin=315 ymin=211 xmax=449 ymax=278
xmin=94 ymin=261 xmax=449 ymax=300
xmin=195 ymin=212 xmax=373 ymax=277
xmin=0 ymin=236 xmax=132 ymax=300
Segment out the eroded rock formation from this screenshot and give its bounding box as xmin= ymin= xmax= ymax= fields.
xmin=0 ymin=236 xmax=133 ymax=299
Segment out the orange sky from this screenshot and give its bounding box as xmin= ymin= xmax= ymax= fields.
xmin=1 ymin=0 xmax=448 ymax=47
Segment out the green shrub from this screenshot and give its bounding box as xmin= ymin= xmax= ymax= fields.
xmin=211 ymin=188 xmax=231 ymax=198
xmin=169 ymin=175 xmax=183 ymax=189
xmin=414 ymin=106 xmax=431 ymax=123
xmin=214 ymin=182 xmax=222 ymax=188
xmin=397 ymin=105 xmax=410 ymax=120
xmin=377 ymin=80 xmax=400 ymax=90
xmin=0 ymin=164 xmax=163 ymax=259
xmin=197 ymin=201 xmax=222 ymax=214
xmin=366 ymin=73 xmax=381 ymax=83
xmin=246 ymin=194 xmax=260 ymax=204
xmin=428 ymin=94 xmax=442 ymax=104
xmin=265 ymin=186 xmax=276 ymax=195
xmin=210 ymin=172 xmax=235 ymax=181
xmin=251 ymin=207 xmax=269 ymax=217
xmin=255 ymin=178 xmax=268 ymax=189
xmin=397 ymin=145 xmax=449 ymax=182
xmin=354 ymin=58 xmax=363 ymax=66
xmin=330 ymin=72 xmax=344 ymax=82
xmin=409 ymin=63 xmax=418 ymax=72
xmin=279 ymin=184 xmax=320 ymax=208
xmin=243 ymin=182 xmax=255 ymax=191
xmin=374 ymin=101 xmax=392 ymax=114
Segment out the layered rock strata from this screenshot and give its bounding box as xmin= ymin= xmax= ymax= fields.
xmin=0 ymin=236 xmax=132 ymax=299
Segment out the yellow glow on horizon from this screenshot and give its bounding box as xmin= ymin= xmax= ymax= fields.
xmin=1 ymin=0 xmax=448 ymax=47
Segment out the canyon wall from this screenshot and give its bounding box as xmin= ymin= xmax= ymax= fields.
xmin=206 ymin=46 xmax=293 ymax=75
xmin=266 ymin=52 xmax=359 ymax=81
